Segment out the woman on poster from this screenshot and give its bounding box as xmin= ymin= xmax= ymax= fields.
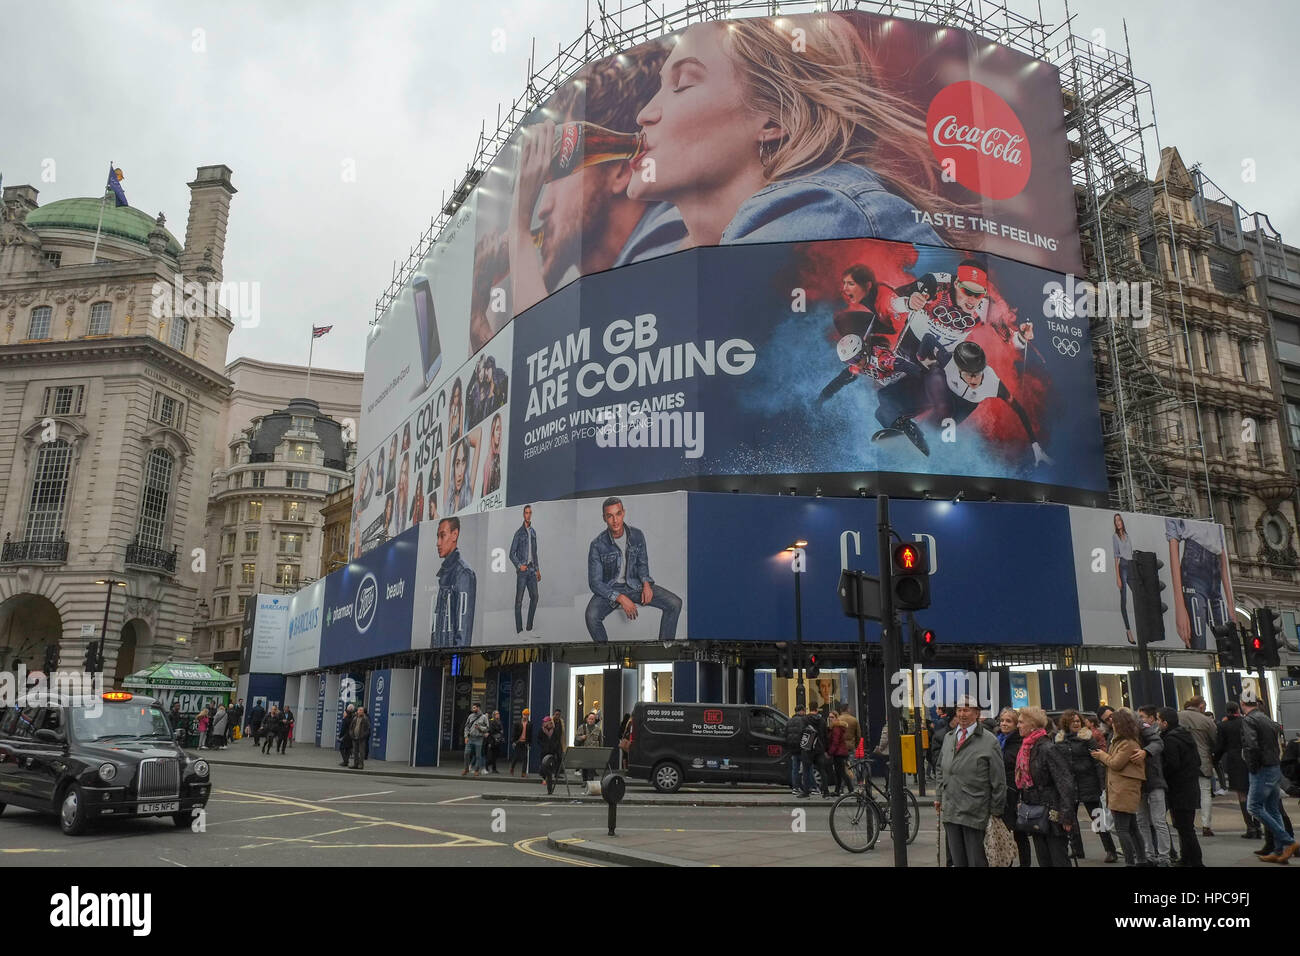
xmin=622 ymin=16 xmax=947 ymax=249
xmin=1112 ymin=514 xmax=1136 ymax=645
xmin=444 ymin=430 xmax=480 ymax=516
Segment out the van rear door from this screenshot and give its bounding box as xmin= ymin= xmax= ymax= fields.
xmin=744 ymin=707 xmax=788 ymax=784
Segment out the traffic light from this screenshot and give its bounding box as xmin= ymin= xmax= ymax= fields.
xmin=1211 ymin=621 xmax=1243 ymax=668
xmin=1131 ymin=551 xmax=1167 ymax=644
xmin=776 ymin=645 xmax=793 ymax=680
xmin=83 ymin=643 xmax=101 ymax=674
xmin=920 ymin=628 xmax=938 ymax=663
xmin=891 ymin=541 xmax=931 ymax=611
xmin=42 ymin=643 xmax=59 ymax=674
xmin=1250 ymin=608 xmax=1282 ymax=669
xmin=807 ymin=653 xmax=820 ymax=679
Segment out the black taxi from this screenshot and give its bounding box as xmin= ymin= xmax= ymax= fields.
xmin=0 ymin=691 xmax=211 ymax=835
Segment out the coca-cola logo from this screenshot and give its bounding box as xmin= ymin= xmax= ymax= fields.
xmin=557 ymin=124 xmax=582 ymax=171
xmin=927 ymin=81 xmax=1032 ymax=200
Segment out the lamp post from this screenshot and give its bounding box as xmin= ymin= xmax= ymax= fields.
xmin=787 ymin=540 xmax=808 ymax=710
xmin=92 ymin=578 xmax=127 ymax=679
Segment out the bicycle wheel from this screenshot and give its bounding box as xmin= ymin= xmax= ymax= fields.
xmin=830 ymin=792 xmax=881 ymax=853
xmin=900 ymin=788 xmax=920 ymax=845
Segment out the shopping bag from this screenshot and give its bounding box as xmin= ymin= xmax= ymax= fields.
xmin=984 ymin=816 xmax=1018 ymax=867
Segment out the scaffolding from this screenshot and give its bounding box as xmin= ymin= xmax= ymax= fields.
xmin=1051 ymin=10 xmax=1213 ymax=518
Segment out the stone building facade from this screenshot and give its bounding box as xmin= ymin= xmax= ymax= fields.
xmin=194 ymin=359 xmax=360 ymax=677
xmin=0 ymin=166 xmax=237 ymax=683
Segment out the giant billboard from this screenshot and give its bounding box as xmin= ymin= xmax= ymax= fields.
xmin=359 ymin=9 xmax=1083 ymax=477
xmin=510 ymin=237 xmax=1106 ymax=505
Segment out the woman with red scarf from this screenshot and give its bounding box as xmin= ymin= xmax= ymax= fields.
xmin=1015 ymin=706 xmax=1078 ymax=867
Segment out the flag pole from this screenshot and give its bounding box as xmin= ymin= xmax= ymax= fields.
xmin=306 ymin=330 xmax=315 ymax=400
xmin=90 ymin=162 xmax=111 ymax=265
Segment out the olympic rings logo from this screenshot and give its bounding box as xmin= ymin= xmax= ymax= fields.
xmin=931 ymin=304 xmax=978 ymax=331
xmin=1053 ymin=336 xmax=1081 ymax=357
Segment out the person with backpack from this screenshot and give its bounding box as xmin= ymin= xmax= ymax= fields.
xmin=785 ymin=704 xmax=809 ymax=796
xmin=801 ymin=707 xmax=831 ymax=798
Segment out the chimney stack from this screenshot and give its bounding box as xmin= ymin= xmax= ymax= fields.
xmin=180 ymin=165 xmax=236 ymax=282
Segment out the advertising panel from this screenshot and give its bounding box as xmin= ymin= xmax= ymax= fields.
xmin=360 ymin=9 xmax=1080 ymax=470
xmin=250 ymin=594 xmax=290 ymax=674
xmin=686 ymin=493 xmax=1082 ymax=645
xmin=353 ymin=324 xmax=512 ymax=556
xmin=320 ymin=525 xmax=419 ymax=667
xmin=284 ymin=577 xmax=325 ymax=674
xmin=1068 ymin=507 xmax=1234 ymax=650
xmin=510 ymin=238 xmax=1106 ymax=505
xmin=412 ymin=492 xmax=688 ymax=649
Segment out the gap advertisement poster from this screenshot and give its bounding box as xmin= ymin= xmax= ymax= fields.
xmin=510 ymin=238 xmax=1106 ymax=505
xmin=411 ymin=493 xmax=688 ymax=650
xmin=359 ymin=9 xmax=1080 ymax=471
xmin=1069 ymin=507 xmax=1234 ymax=649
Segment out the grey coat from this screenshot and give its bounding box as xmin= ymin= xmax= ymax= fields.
xmin=1139 ymin=723 xmax=1166 ymax=792
xmin=1179 ymin=708 xmax=1218 ymax=778
xmin=937 ymin=721 xmax=1006 ymax=831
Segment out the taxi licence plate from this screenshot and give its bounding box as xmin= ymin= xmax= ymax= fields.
xmin=138 ymin=801 xmax=180 ymax=814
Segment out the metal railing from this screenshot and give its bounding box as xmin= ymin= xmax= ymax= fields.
xmin=1 ymin=532 xmax=68 ymax=564
xmin=126 ymin=538 xmax=178 ymax=573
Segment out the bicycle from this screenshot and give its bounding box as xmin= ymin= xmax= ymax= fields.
xmin=829 ymin=758 xmax=920 ymax=852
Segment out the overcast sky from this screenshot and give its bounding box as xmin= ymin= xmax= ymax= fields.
xmin=3 ymin=0 xmax=1295 ymax=376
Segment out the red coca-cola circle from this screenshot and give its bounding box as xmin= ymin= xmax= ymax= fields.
xmin=926 ymin=81 xmax=1032 ymax=201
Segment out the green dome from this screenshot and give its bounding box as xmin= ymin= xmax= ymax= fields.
xmin=26 ymin=197 xmax=183 ymax=256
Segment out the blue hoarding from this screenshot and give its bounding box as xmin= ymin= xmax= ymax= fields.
xmin=686 ymin=493 xmax=1080 ymax=645
xmin=321 ymin=524 xmax=419 ymax=667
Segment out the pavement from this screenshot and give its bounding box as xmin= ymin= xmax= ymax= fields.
xmin=544 ymin=798 xmax=1297 ymax=868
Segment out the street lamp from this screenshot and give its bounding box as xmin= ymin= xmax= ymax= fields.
xmin=92 ymin=579 xmax=127 ymax=678
xmin=786 ymin=540 xmax=808 ymax=709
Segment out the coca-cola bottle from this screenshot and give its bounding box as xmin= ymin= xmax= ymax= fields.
xmin=547 ymin=122 xmax=644 ymax=182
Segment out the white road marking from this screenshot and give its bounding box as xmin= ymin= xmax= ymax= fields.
xmin=319 ymin=790 xmax=395 ymax=802
xmin=435 ymin=794 xmax=482 ymax=805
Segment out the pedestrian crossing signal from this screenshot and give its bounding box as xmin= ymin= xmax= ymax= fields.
xmin=921 ymin=629 xmax=937 ymax=663
xmin=891 ymin=541 xmax=930 ymax=611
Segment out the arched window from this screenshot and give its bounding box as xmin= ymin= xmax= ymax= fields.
xmin=25 ymin=439 xmax=71 ymax=540
xmin=88 ymin=301 xmax=112 ymax=335
xmin=28 ymin=306 xmax=52 ymax=339
xmin=136 ymin=448 xmax=175 ymax=550
xmin=168 ymin=315 xmax=188 ymax=352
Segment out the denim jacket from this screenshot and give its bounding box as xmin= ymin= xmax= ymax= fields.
xmin=720 ymin=161 xmax=944 ymax=248
xmin=509 ymin=524 xmax=540 ymax=574
xmin=434 ymin=549 xmax=476 ymax=648
xmin=588 ymin=525 xmax=653 ymax=603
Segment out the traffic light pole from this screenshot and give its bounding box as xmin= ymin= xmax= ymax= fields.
xmin=97 ymin=581 xmax=113 ymax=675
xmin=793 ymin=565 xmax=805 ymax=710
xmin=908 ymin=612 xmax=926 ymax=798
xmin=876 ymin=495 xmax=907 ymax=867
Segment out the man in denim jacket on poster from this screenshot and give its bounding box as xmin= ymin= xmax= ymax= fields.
xmin=585 ymin=497 xmax=682 ymax=643
xmin=509 ymin=505 xmax=541 ymax=634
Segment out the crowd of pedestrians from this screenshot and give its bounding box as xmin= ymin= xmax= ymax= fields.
xmin=930 ymin=691 xmax=1299 ymax=866
xmin=783 ymin=702 xmax=862 ymax=798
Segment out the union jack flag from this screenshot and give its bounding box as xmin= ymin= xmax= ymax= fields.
xmin=311 ymin=325 xmax=333 ymax=339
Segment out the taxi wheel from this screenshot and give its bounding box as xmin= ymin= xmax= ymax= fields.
xmin=173 ymin=809 xmax=196 ymax=828
xmin=59 ymin=784 xmax=88 ymax=836
xmin=651 ymin=760 xmax=683 ymax=794
xmin=0 ymin=801 xmax=6 ymax=816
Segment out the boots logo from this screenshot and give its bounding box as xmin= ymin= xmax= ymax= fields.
xmin=927 ymin=80 xmax=1032 ymax=200
xmin=354 ymin=573 xmax=378 ymax=634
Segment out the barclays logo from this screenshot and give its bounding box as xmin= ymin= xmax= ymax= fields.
xmin=355 ymin=572 xmax=378 ymax=634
